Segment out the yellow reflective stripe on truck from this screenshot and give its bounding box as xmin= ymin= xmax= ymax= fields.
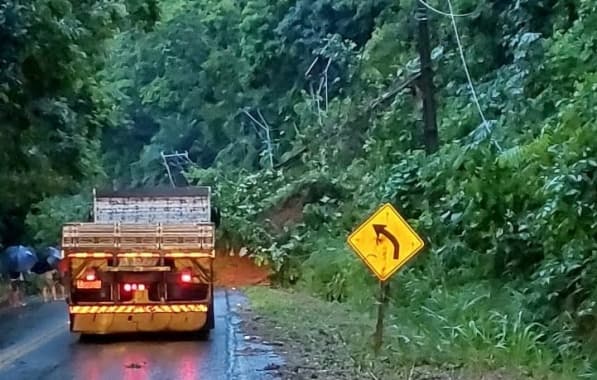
xmin=164 ymin=252 xmax=214 ymax=258
xmin=69 ymin=304 xmax=208 ymax=314
xmin=117 ymin=252 xmax=158 ymax=258
xmin=68 ymin=252 xmax=112 ymax=258
xmin=67 ymin=252 xmax=214 ymax=258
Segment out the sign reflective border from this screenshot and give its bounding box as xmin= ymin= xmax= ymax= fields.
xmin=347 ymin=203 xmax=425 ymax=281
xmin=69 ymin=304 xmax=208 ymax=314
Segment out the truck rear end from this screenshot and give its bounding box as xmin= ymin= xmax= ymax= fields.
xmin=61 ymin=187 xmax=215 ymax=336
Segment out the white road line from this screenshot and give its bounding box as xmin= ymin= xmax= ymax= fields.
xmin=0 ymin=323 xmax=67 ymax=370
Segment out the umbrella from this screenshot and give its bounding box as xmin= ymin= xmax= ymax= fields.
xmin=2 ymin=245 xmax=38 ymax=273
xmin=41 ymin=246 xmax=61 ymax=267
xmin=30 ymin=260 xmax=52 ymax=274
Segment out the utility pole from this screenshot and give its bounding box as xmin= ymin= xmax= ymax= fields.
xmin=241 ymin=109 xmax=274 ymax=169
xmin=161 ymin=151 xmax=192 ymax=187
xmin=415 ymin=0 xmax=439 ymax=153
xmin=161 ymin=151 xmax=176 ymax=187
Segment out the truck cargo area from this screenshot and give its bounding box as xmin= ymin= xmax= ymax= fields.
xmin=61 ymin=187 xmax=216 ymax=335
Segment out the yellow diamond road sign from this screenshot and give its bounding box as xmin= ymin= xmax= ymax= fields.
xmin=347 ymin=203 xmax=425 ymax=281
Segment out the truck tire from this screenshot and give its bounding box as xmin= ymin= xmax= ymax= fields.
xmin=207 ymin=284 xmax=215 ymax=330
xmin=78 ymin=333 xmax=95 ymax=343
xmin=198 ymin=291 xmax=214 ymax=340
xmin=206 ymin=299 xmax=215 ymax=330
xmin=198 ymin=307 xmax=213 ymax=340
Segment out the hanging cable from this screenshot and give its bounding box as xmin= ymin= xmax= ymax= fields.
xmin=445 ymin=0 xmax=502 ymax=152
xmin=418 ymin=0 xmax=477 ymax=18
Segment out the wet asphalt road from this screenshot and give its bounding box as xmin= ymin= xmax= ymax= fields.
xmin=0 ymin=289 xmax=282 ymax=380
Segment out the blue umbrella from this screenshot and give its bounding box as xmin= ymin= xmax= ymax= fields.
xmin=2 ymin=245 xmax=38 ymax=273
xmin=42 ymin=246 xmax=61 ymax=267
xmin=30 ymin=260 xmax=52 ymax=274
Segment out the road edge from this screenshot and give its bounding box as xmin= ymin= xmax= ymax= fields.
xmin=226 ymin=288 xmax=285 ymax=380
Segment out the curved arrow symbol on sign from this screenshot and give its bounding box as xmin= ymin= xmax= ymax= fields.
xmin=373 ymin=224 xmax=400 ymax=260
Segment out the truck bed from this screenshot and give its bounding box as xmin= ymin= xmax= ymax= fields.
xmin=61 ymin=223 xmax=214 ymax=254
xmin=93 ymin=187 xmax=211 ymax=224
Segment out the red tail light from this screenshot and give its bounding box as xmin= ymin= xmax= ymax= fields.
xmin=76 ymin=269 xmax=101 ymax=289
xmin=122 ymin=283 xmax=146 ymax=292
xmin=180 ymin=272 xmax=192 ymax=283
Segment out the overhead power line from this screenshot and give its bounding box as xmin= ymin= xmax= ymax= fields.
xmin=418 ymin=0 xmax=477 ymax=17
xmin=445 ymin=0 xmax=502 ymax=152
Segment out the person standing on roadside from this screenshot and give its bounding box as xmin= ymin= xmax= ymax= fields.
xmin=8 ymin=271 xmax=26 ymax=307
xmin=41 ymin=269 xmax=64 ymax=302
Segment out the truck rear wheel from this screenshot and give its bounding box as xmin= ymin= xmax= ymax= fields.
xmin=198 ymin=299 xmax=214 ymax=340
xmin=78 ymin=333 xmax=95 ymax=343
xmin=204 ymin=282 xmax=215 ymax=329
xmin=197 ymin=329 xmax=210 ymax=340
xmin=206 ymin=300 xmax=214 ymax=329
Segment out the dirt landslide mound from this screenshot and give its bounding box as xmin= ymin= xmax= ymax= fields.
xmin=213 ymin=253 xmax=270 ymax=288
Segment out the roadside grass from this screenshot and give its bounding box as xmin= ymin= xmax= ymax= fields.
xmin=244 ymin=286 xmax=381 ymax=379
xmin=245 ymin=285 xmax=593 ymax=380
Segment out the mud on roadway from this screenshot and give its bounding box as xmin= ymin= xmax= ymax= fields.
xmin=213 ymin=253 xmax=271 ymax=288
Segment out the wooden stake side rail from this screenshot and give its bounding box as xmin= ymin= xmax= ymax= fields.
xmin=62 ymin=223 xmax=215 ymax=253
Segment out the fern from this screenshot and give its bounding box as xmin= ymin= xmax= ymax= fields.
xmin=497 ymin=132 xmax=553 ymax=168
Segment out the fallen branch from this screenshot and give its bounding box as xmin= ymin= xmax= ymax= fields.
xmin=367 ymin=72 xmax=421 ymax=112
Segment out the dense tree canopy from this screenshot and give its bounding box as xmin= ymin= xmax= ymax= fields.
xmin=4 ymin=0 xmax=596 ymax=375
xmin=0 ymin=0 xmax=158 ymax=245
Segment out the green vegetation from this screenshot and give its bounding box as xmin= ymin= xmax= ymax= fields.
xmin=2 ymin=0 xmax=596 ymax=376
xmin=247 ymin=286 xmax=542 ymax=379
xmin=0 ymin=0 xmax=158 ymax=246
